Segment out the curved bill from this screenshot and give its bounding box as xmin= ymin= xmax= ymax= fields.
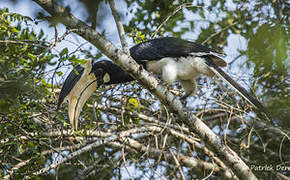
xmin=58 ymin=59 xmax=98 ymax=130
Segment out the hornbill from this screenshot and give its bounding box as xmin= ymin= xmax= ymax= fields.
xmin=58 ymin=37 xmax=267 ymax=129
xmin=130 ymin=37 xmax=266 ymax=112
xmin=57 ymin=59 xmax=134 ymax=129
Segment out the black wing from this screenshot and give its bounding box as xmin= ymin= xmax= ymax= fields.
xmin=130 ymin=37 xmax=224 ymax=62
xmin=57 ymin=65 xmax=84 ymax=109
xmin=130 ymin=38 xmax=268 ymax=117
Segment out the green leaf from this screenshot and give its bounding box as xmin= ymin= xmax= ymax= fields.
xmin=27 ymin=53 xmax=37 ymax=60
xmin=56 ymin=71 xmax=63 ymax=76
xmin=60 ymin=47 xmax=68 ymax=57
xmin=41 ymin=78 xmax=46 ymax=85
xmin=73 ymin=68 xmax=80 ymax=75
xmin=128 ymin=98 xmax=140 ymax=109
xmin=74 ymin=59 xmax=87 ymax=64
xmin=10 ymin=27 xmax=19 ymax=33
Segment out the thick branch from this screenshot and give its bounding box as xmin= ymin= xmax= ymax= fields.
xmin=108 ymin=0 xmax=129 ymax=53
xmin=32 ymin=0 xmax=257 ymax=179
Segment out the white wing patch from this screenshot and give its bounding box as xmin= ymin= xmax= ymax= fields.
xmin=189 ymin=51 xmax=225 ymax=57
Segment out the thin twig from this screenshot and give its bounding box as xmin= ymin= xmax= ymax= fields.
xmin=24 ymin=135 xmax=119 ymax=179
xmin=202 ymin=22 xmax=238 ymax=44
xmin=31 ymin=1 xmax=260 ymax=179
xmin=0 ymin=40 xmax=49 ymax=48
xmin=49 ymin=28 xmax=80 ymax=93
xmin=150 ymin=3 xmax=196 ymax=39
xmin=279 ymin=134 xmax=287 ymax=163
xmin=169 ymin=150 xmax=186 ymax=180
xmin=4 ymin=143 xmax=85 ymax=179
xmin=121 ymin=147 xmax=134 ymax=179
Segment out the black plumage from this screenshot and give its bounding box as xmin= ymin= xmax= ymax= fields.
xmin=57 ymin=59 xmax=134 ymax=129
xmin=130 ymin=37 xmax=267 ymax=115
xmin=57 ymin=60 xmax=134 ymax=109
xmin=130 ymin=37 xmax=225 ymax=66
xmin=58 ymin=37 xmax=269 ymax=129
xmin=92 ymin=60 xmax=134 ymax=85
xmin=57 ymin=65 xmax=84 ymax=110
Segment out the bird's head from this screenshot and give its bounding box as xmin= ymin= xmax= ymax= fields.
xmin=57 ymin=60 xmax=117 ymax=130
xmin=90 ymin=60 xmax=112 ymax=86
xmin=58 ymin=59 xmax=100 ymax=130
xmin=58 ymin=59 xmax=134 ymax=130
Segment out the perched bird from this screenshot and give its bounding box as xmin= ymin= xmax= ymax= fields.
xmin=58 ymin=37 xmax=268 ymax=129
xmin=57 ymin=59 xmax=134 ymax=129
xmin=130 ymin=37 xmax=266 ymax=113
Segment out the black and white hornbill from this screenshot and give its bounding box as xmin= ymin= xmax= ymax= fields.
xmin=57 ymin=59 xmax=134 ymax=129
xmin=130 ymin=37 xmax=266 ymax=112
xmin=58 ymin=37 xmax=267 ymax=129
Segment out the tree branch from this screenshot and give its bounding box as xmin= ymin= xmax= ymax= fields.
xmin=108 ymin=0 xmax=129 ymax=53
xmin=24 ymin=135 xmax=119 ymax=179
xmin=5 ymin=143 xmax=85 ymax=179
xmin=108 ymin=138 xmax=234 ymax=179
xmin=32 ymin=0 xmax=257 ymax=179
xmin=150 ymin=3 xmax=196 ymax=39
xmin=0 ymin=40 xmax=49 ymax=48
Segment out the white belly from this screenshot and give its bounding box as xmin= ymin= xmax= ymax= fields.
xmin=146 ymin=56 xmax=211 ymax=82
xmin=176 ymin=57 xmax=204 ymax=80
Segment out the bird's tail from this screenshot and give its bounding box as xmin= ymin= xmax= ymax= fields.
xmin=205 ymin=58 xmax=270 ymax=119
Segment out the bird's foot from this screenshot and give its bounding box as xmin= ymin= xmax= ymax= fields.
xmin=180 ymin=90 xmax=195 ymax=101
xmin=180 ymin=94 xmax=190 ymax=101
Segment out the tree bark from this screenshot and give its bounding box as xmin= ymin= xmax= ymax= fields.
xmin=32 ymin=0 xmax=258 ymax=179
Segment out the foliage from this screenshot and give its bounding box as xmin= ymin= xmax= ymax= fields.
xmin=0 ymin=0 xmax=289 ymax=179
xmin=0 ymin=8 xmax=92 ymax=179
xmin=0 ymin=8 xmax=51 ymax=179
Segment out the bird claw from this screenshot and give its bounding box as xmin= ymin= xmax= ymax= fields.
xmin=180 ymin=94 xmax=189 ymax=101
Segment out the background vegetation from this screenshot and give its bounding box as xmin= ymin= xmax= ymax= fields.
xmin=0 ymin=0 xmax=289 ymax=179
